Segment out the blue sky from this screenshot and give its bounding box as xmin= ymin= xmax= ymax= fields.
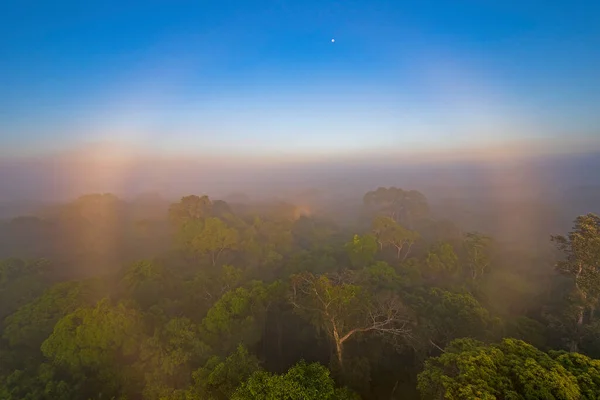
xmin=1 ymin=0 xmax=599 ymax=159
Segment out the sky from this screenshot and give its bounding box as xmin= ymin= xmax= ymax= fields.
xmin=1 ymin=0 xmax=599 ymax=161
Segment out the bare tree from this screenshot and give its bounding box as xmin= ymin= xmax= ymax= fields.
xmin=289 ymin=272 xmax=413 ymax=370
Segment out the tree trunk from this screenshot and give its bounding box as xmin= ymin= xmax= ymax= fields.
xmin=590 ymin=304 xmax=596 ymax=321
xmin=577 ymin=306 xmax=585 ymax=326
xmin=402 ymin=242 xmax=414 ymax=261
xmin=569 ymin=340 xmax=579 ymax=353
xmin=332 ymin=323 xmax=344 ymax=371
xmin=277 ymin=320 xmax=283 ymax=369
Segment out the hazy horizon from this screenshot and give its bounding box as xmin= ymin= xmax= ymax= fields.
xmin=2 ymin=1 xmax=600 ymax=160
xmin=1 ymin=0 xmax=599 ymax=233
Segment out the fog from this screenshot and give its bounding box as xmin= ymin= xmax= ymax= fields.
xmin=1 ymin=143 xmax=599 ymax=250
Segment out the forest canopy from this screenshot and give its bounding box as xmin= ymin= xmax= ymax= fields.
xmin=1 ymin=188 xmax=600 ymax=399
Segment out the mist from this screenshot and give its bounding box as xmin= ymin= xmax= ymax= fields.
xmin=1 ymin=142 xmax=599 ymax=249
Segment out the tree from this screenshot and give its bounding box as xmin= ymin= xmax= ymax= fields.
xmin=121 ymin=259 xmax=170 ymax=309
xmin=40 ymin=299 xmax=146 ymax=399
xmin=169 ymin=195 xmax=213 ymax=227
xmin=411 ymin=288 xmax=499 ymax=351
xmin=463 ymin=232 xmax=492 ymax=281
xmin=0 ymin=258 xmax=52 ymax=325
xmin=552 ymin=214 xmax=600 ymax=327
xmin=417 ymin=338 xmax=600 ymax=400
xmin=185 ymin=345 xmax=261 ymax=400
xmin=231 ymin=361 xmax=359 ymax=400
xmin=240 ymin=216 xmax=293 ymax=269
xmin=371 ymin=216 xmax=419 ymax=260
xmin=289 ymin=272 xmax=413 ymax=370
xmin=424 ymin=242 xmax=460 ymax=283
xmin=345 ymin=234 xmax=378 ymax=268
xmin=363 ymin=187 xmax=429 ymax=228
xmin=177 ymin=217 xmax=239 ymax=265
xmin=201 ymin=281 xmax=282 ymax=355
xmin=138 ymin=317 xmax=208 ymax=400
xmin=3 ymin=280 xmax=101 ymax=354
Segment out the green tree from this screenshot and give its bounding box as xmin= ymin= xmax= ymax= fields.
xmin=418 ymin=338 xmax=600 ymax=400
xmin=371 ymin=216 xmax=419 ymax=260
xmin=121 ymin=259 xmax=170 ymax=309
xmin=345 ymin=234 xmax=378 ymax=268
xmin=411 ymin=288 xmax=499 ymax=350
xmin=0 ymin=258 xmax=52 ymax=325
xmin=3 ymin=279 xmax=103 ymax=356
xmin=138 ymin=317 xmax=208 ymax=400
xmin=425 ymin=242 xmax=460 ymax=280
xmin=195 ymin=218 xmax=239 ymax=266
xmin=177 ymin=218 xmax=239 ymax=265
xmin=40 ymin=299 xmax=145 ymax=399
xmin=363 ymin=187 xmax=429 ymax=228
xmin=231 ymin=360 xmax=359 ymax=400
xmin=169 ymin=195 xmax=213 ymax=227
xmin=201 ymin=281 xmax=282 ymax=355
xmin=185 ymin=345 xmax=261 ymax=400
xmin=552 ymin=214 xmax=600 ymax=328
xmin=463 ymin=232 xmax=492 ymax=281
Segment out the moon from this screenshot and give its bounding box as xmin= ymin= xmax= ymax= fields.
xmin=331 ymin=38 xmax=335 ymax=43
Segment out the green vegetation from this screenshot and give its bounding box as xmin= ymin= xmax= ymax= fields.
xmin=1 ymin=188 xmax=599 ymax=399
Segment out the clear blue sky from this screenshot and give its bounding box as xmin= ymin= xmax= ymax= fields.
xmin=1 ymin=0 xmax=599 ymax=158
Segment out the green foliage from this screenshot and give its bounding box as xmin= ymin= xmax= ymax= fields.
xmin=371 ymin=216 xmax=420 ymax=260
xmin=202 ymin=281 xmax=282 ymax=354
xmin=185 ymin=344 xmax=261 ymax=400
xmin=290 ymin=271 xmax=413 ymax=370
xmin=168 ymin=195 xmax=213 ymax=227
xmin=0 ymin=258 xmax=52 ymax=324
xmin=552 ymin=214 xmax=600 ymax=308
xmin=40 ymin=299 xmax=145 ymax=398
xmin=121 ymin=259 xmax=169 ymax=309
xmin=359 ymin=261 xmax=403 ymax=291
xmin=504 ymin=316 xmax=548 ymax=350
xmin=3 ymin=279 xmax=102 ymax=352
xmin=418 ymin=338 xmax=600 ymax=400
xmin=139 ymin=317 xmax=208 ymax=399
xmin=177 ymin=217 xmax=239 ymax=265
xmin=232 ymin=361 xmax=359 ymax=400
xmin=425 ymin=242 xmax=460 ymax=280
xmin=345 ymin=234 xmax=378 ymax=268
xmin=463 ymin=232 xmax=492 ymax=281
xmin=412 ymin=288 xmax=499 ymax=348
xmin=363 ymin=187 xmax=429 ymax=228
xmin=4 ymin=190 xmax=600 ymax=400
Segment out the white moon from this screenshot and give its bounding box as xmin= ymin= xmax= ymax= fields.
xmin=331 ymin=39 xmax=335 ymax=43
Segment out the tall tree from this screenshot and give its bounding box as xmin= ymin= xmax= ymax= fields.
xmin=40 ymin=299 xmax=146 ymax=399
xmin=552 ymin=214 xmax=600 ymax=325
xmin=372 ymin=216 xmax=419 ymax=260
xmin=289 ymin=272 xmax=413 ymax=371
xmin=168 ymin=195 xmax=213 ymax=227
xmin=463 ymin=232 xmax=492 ymax=281
xmin=363 ymin=187 xmax=429 ymax=228
xmin=201 ymin=281 xmax=282 ymax=355
xmin=345 ymin=234 xmax=378 ymax=268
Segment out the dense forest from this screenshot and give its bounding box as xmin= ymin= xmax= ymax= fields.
xmin=1 ymin=187 xmax=600 ymax=399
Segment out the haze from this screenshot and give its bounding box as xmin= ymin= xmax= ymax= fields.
xmin=2 ymin=0 xmax=600 ymax=247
